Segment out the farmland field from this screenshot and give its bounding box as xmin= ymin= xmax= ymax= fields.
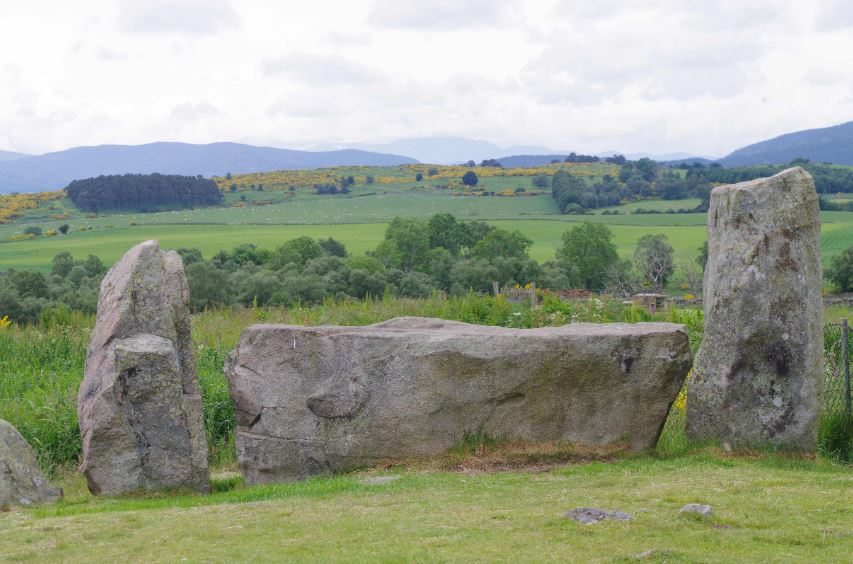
xmin=1 ymin=163 xmax=852 ymax=272
xmin=1 ymin=203 xmax=851 ymax=271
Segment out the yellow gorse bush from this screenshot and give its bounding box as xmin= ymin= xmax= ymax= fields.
xmin=0 ymin=191 xmax=64 ymax=224
xmin=213 ymin=163 xmax=618 ymax=193
xmin=0 ymin=316 xmax=11 ymax=329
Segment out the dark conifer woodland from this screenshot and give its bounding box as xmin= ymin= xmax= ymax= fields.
xmin=65 ymin=173 xmax=222 ymax=212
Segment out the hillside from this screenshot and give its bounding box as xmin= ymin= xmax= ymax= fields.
xmin=0 ymin=142 xmax=418 ymax=193
xmin=496 ymin=154 xmax=568 ymax=167
xmin=320 ymin=137 xmax=555 ymax=165
xmin=720 ymin=120 xmax=853 ymax=166
xmin=0 ymin=149 xmax=29 ymax=162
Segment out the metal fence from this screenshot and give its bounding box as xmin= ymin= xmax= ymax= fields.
xmin=823 ymin=320 xmax=851 ymax=460
xmin=824 ymin=320 xmax=851 ymax=419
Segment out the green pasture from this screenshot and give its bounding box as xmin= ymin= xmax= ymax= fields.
xmin=595 ymin=197 xmax=702 ymax=214
xmin=2 ymin=182 xmax=852 ymax=272
xmin=2 ymin=454 xmax=851 ymax=562
xmin=3 ymin=212 xmax=852 ymax=271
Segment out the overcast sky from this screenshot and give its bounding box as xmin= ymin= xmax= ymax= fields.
xmin=2 ymin=0 xmax=852 ymax=157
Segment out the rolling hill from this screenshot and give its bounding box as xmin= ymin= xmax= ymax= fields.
xmin=0 ymin=142 xmax=418 ymax=193
xmin=0 ymin=150 xmax=29 ymax=162
xmin=315 ymin=137 xmax=556 ymax=165
xmin=720 ymin=120 xmax=853 ymax=166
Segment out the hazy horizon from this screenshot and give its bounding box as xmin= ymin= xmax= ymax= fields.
xmin=2 ymin=1 xmax=853 ymax=157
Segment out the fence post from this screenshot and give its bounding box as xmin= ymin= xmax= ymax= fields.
xmin=529 ymin=282 xmax=537 ymax=309
xmin=492 ymin=281 xmax=500 ymax=296
xmin=843 ymin=318 xmax=851 ymax=419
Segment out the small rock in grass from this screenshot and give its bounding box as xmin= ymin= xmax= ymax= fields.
xmin=680 ymin=503 xmax=712 ymax=517
xmin=359 ymin=476 xmax=400 ymax=485
xmin=608 ymin=511 xmax=633 ymax=521
xmin=564 ymin=507 xmax=632 ymax=524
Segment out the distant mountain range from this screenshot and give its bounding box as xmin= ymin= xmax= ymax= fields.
xmin=0 ymin=142 xmax=417 ymax=193
xmin=311 ymin=137 xmax=556 ymax=165
xmin=719 ymin=120 xmax=853 ymax=167
xmin=0 ymin=150 xmax=29 ymax=163
xmin=3 ymin=120 xmax=852 ymax=194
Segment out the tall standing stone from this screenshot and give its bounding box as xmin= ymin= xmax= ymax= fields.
xmin=78 ymin=240 xmax=209 ymax=495
xmin=687 ymin=167 xmax=823 ymax=451
xmin=1 ymin=419 xmax=62 ymax=507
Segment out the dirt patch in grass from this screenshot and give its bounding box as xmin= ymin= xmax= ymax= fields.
xmin=397 ymin=440 xmax=634 ymax=474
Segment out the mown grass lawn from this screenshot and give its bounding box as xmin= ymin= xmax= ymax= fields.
xmin=1 ymin=452 xmax=850 ymax=562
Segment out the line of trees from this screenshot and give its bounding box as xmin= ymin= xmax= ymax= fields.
xmin=0 ymin=214 xmax=715 ymax=324
xmin=549 ymin=158 xmax=853 ymax=216
xmin=679 ymin=161 xmax=853 ymax=194
xmin=66 ymin=174 xmax=223 ymax=212
xmin=548 ymin=160 xmax=711 ymax=214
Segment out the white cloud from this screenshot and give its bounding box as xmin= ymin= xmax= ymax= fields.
xmin=170 ymin=100 xmax=221 ymax=123
xmin=367 ymin=0 xmax=517 ymax=30
xmin=814 ymin=0 xmax=853 ymax=30
xmin=0 ymin=0 xmax=851 ymax=158
xmin=117 ymin=0 xmax=237 ymax=34
xmin=263 ymin=53 xmax=385 ymax=86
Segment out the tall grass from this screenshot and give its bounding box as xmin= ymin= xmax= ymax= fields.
xmin=2 ymin=294 xmax=705 ymax=473
xmin=4 ymin=294 xmax=848 ymax=471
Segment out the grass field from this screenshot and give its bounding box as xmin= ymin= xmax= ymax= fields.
xmin=2 ymin=452 xmax=851 ymax=562
xmin=2 ymin=213 xmax=852 ymax=271
xmin=2 ymin=169 xmax=852 ymax=275
xmin=1 ymin=296 xmax=850 ymax=561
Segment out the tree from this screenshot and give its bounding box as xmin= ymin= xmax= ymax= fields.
xmin=176 ymin=248 xmax=203 ymax=265
xmin=427 ymin=213 xmax=468 ymax=256
xmin=320 ymin=238 xmax=348 ymax=257
xmin=52 ymin=252 xmax=75 ymax=278
xmin=185 ymin=262 xmax=230 ymax=310
xmin=82 ymin=255 xmax=106 ymax=277
xmin=11 ymin=270 xmax=49 ymax=299
xmin=634 ymin=234 xmax=674 ymax=293
xmin=23 ymin=226 xmax=42 ymax=236
xmin=602 ymin=259 xmax=638 ymax=298
xmin=462 ymin=171 xmax=479 ymax=186
xmin=271 ymin=237 xmax=323 ymax=270
xmin=531 ymin=174 xmax=550 ymax=188
xmin=697 ymin=241 xmax=708 ymax=270
xmin=427 ymin=167 xmax=439 ymax=177
xmin=556 ymin=223 xmax=619 ymax=291
xmin=58 ymin=224 xmax=70 ymax=235
xmin=373 ymin=217 xmax=431 ymax=271
xmin=551 ymin=170 xmax=587 ymax=212
xmin=826 ymin=245 xmax=853 ymax=291
xmin=415 ymin=172 xmax=424 ymax=181
xmin=676 ymin=252 xmax=704 ymax=296
xmin=472 ymin=228 xmax=532 ymax=261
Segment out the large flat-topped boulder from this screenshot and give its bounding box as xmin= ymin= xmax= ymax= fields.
xmin=226 ymin=317 xmax=692 ymax=485
xmin=78 ymin=240 xmax=209 ymax=495
xmin=687 ymin=167 xmax=823 ymax=451
xmin=1 ymin=419 xmax=62 ymax=507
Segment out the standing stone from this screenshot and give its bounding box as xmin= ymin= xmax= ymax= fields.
xmin=687 ymin=167 xmax=823 ymax=451
xmin=78 ymin=240 xmax=209 ymax=495
xmin=0 ymin=419 xmax=62 ymax=507
xmin=226 ymin=318 xmax=692 ymax=485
